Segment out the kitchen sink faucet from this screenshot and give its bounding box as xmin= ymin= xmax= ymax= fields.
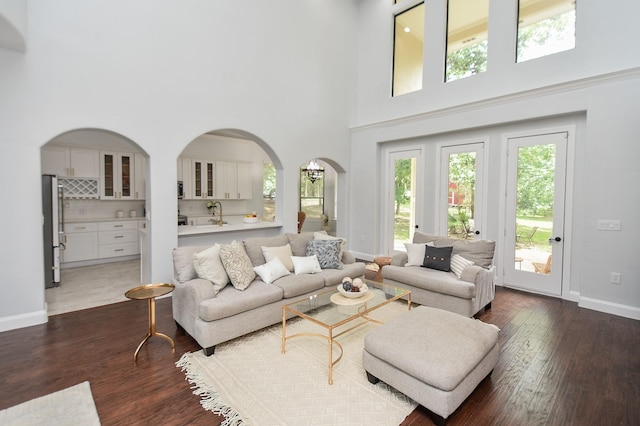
xmin=210 ymin=201 xmax=223 ymax=226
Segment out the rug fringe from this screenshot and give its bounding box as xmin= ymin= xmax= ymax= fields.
xmin=176 ymin=352 xmax=246 ymax=426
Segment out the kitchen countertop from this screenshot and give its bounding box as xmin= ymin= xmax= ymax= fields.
xmin=65 ymin=216 xmax=144 ymax=223
xmin=177 ymin=221 xmax=282 ymax=236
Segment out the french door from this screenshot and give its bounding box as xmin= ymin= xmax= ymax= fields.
xmin=438 ymin=143 xmax=485 ymax=239
xmin=503 ymin=132 xmax=568 ymax=296
xmin=384 ymin=148 xmax=423 ymax=254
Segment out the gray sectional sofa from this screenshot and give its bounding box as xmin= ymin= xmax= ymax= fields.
xmin=171 ymin=232 xmax=365 ymax=355
xmin=381 ymin=232 xmax=496 ymax=317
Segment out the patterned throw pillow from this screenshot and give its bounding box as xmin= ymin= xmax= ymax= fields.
xmin=450 ymin=254 xmax=474 ymax=278
xmin=306 ymin=239 xmax=343 ymax=269
xmin=422 ymin=245 xmax=453 ymax=272
xmin=219 ymin=240 xmax=256 ymax=290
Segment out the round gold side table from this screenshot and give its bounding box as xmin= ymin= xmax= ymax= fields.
xmin=125 ymin=283 xmax=175 ymax=362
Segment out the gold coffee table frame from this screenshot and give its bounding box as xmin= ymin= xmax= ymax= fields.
xmin=282 ymin=280 xmax=411 ymax=384
xmin=125 ymin=283 xmax=176 ymax=362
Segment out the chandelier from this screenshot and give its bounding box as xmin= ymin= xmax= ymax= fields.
xmin=302 ymin=159 xmax=324 ymax=183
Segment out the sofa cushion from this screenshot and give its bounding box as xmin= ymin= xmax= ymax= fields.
xmin=318 ymin=262 xmax=367 ymax=287
xmin=198 ymin=281 xmax=283 ymax=321
xmin=172 ymin=245 xmax=208 ymax=284
xmin=219 ymin=240 xmax=256 ymax=290
xmin=448 ymin=239 xmax=495 ymax=269
xmin=422 ymin=245 xmax=453 ymax=272
xmin=306 ymin=239 xmax=343 ymax=269
xmin=243 ymin=235 xmax=289 ymax=267
xmin=269 ymin=272 xmax=325 ymax=298
xmin=382 ymin=265 xmax=476 ymax=299
xmin=413 ymin=231 xmax=495 ymax=269
xmin=286 ymin=232 xmax=315 ymax=256
xmin=192 ymin=244 xmax=229 ymax=294
xmin=262 ymin=244 xmax=294 ymax=271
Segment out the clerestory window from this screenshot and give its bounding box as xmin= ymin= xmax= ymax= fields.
xmin=445 ymin=0 xmax=489 ymax=82
xmin=517 ymin=0 xmax=576 ymax=63
xmin=392 ymin=2 xmax=425 ymax=97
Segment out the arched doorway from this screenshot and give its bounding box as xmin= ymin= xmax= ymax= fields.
xmin=176 ymin=129 xmax=283 ymax=238
xmin=40 ymin=129 xmax=149 ymax=315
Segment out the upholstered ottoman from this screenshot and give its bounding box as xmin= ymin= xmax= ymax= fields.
xmin=363 ymin=306 xmax=500 ymax=425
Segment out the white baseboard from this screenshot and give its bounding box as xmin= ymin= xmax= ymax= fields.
xmin=579 ymin=297 xmax=640 ymax=321
xmin=0 ymin=308 xmax=48 ymax=333
xmin=351 ymin=251 xmax=375 ymax=262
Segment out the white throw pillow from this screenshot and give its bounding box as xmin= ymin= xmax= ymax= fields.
xmin=261 ymin=244 xmax=294 ymax=272
xmin=313 ymin=231 xmax=346 ymax=260
xmin=253 ymin=257 xmax=291 ymax=284
xmin=450 ymin=254 xmax=474 ymax=278
xmin=291 ymin=255 xmax=322 ymax=275
xmin=404 ymin=242 xmax=434 ymax=266
xmin=192 ymin=244 xmax=229 ymax=294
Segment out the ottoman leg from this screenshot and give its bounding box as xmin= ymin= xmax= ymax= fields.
xmin=365 ymin=371 xmax=380 ymax=384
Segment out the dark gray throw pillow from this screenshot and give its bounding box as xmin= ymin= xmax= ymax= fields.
xmin=422 ymin=245 xmax=453 ymax=272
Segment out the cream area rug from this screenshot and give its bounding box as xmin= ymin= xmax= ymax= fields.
xmin=177 ymin=300 xmax=417 ymax=426
xmin=0 ymin=381 xmax=100 ymax=425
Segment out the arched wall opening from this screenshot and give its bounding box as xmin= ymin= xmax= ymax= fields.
xmin=40 ymin=128 xmax=149 ymax=315
xmin=176 ymin=129 xmax=285 ymax=245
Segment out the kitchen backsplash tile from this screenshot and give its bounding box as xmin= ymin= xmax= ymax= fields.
xmin=64 ymin=199 xmax=145 ymax=221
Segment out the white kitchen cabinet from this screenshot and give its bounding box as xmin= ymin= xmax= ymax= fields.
xmin=42 ymin=146 xmax=100 ymax=178
xmin=179 ymin=158 xmax=192 ymax=199
xmin=216 ymin=161 xmax=252 ymax=199
xmin=133 ymin=154 xmax=146 ymax=200
xmin=100 ymin=151 xmax=135 ymax=200
xmin=191 ymin=159 xmax=215 ymax=199
xmin=236 ymin=161 xmax=253 ymax=199
xmin=97 ymin=221 xmax=140 ymax=258
xmin=215 ymin=161 xmax=237 ymax=199
xmin=62 ymin=222 xmax=99 ymax=263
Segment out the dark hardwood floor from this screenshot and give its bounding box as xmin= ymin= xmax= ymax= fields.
xmin=1 ymin=281 xmax=639 ymax=425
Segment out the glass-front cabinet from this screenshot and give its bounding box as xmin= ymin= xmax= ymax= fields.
xmin=100 ymin=151 xmax=135 ymax=200
xmin=192 ymin=159 xmax=214 ymax=199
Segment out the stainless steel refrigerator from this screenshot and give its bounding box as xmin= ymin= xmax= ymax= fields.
xmin=42 ymin=174 xmax=65 ymax=288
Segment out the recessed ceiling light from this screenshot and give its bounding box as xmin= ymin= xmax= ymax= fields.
xmin=404 ymin=27 xmax=411 ymax=33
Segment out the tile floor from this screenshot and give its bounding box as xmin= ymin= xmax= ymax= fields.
xmin=45 ymin=259 xmax=142 ymax=316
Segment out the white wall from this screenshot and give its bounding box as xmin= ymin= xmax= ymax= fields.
xmin=0 ymin=0 xmax=357 ymax=331
xmin=349 ymin=1 xmax=640 ymax=319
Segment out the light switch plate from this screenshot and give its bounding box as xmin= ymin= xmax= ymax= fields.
xmin=597 ymin=220 xmax=621 ymax=231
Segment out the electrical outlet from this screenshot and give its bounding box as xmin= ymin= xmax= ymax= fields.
xmin=597 ymin=220 xmax=621 ymax=231
xmin=610 ymin=272 xmax=621 ymax=284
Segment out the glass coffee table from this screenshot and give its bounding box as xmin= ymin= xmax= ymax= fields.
xmin=281 ymin=279 xmax=411 ymax=384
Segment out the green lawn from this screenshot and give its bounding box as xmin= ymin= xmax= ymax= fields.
xmin=394 ymin=204 xmax=553 ymax=252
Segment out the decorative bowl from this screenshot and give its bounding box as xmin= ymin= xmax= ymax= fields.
xmin=243 ymin=216 xmax=259 ymax=224
xmin=337 ymin=283 xmax=369 ymax=299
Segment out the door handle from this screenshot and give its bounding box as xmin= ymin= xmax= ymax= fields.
xmin=475 ymin=230 xmax=480 ymax=235
xmin=414 ymin=225 xmax=419 ymax=229
xmin=549 ymin=237 xmax=562 ymax=242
